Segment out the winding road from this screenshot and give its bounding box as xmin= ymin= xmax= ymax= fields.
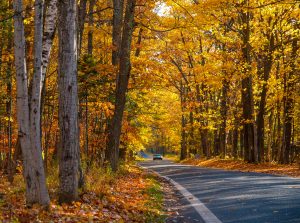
xmin=139 ymin=160 xmax=300 ymax=223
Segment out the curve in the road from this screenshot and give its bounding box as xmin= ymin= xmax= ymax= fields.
xmin=139 ymin=160 xmax=300 ymax=223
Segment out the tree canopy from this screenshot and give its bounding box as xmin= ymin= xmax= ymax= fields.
xmin=0 ymin=0 xmax=299 ymax=207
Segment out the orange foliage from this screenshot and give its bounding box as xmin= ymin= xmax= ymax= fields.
xmin=0 ymin=166 xmax=161 ymax=222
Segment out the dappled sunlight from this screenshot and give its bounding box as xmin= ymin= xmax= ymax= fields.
xmin=1 ymin=0 xmax=300 ymax=221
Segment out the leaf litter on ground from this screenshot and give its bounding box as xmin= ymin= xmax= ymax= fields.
xmin=182 ymin=158 xmax=300 ymax=178
xmin=0 ymin=165 xmax=165 ymax=223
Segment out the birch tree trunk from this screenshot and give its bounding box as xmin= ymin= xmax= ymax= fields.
xmin=40 ymin=0 xmax=57 ymax=169
xmin=58 ymin=0 xmax=80 ymax=203
xmin=13 ymin=0 xmax=50 ymax=206
xmin=42 ymin=0 xmax=57 ymax=79
xmin=13 ymin=0 xmax=57 ymax=174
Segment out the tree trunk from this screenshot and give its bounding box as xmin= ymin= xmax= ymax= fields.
xmin=5 ymin=16 xmax=14 ymax=183
xmin=240 ymin=3 xmax=257 ymax=163
xmin=112 ymin=0 xmax=124 ymax=65
xmin=275 ymin=103 xmax=282 ymax=162
xmin=13 ymin=0 xmax=50 ymax=206
xmin=40 ymin=0 xmax=57 ymax=171
xmin=195 ymin=84 xmax=208 ymax=157
xmin=83 ymin=0 xmax=95 ymax=159
xmin=107 ymin=0 xmax=136 ymax=171
xmin=87 ymin=0 xmax=95 ymax=56
xmin=240 ymin=129 xmax=244 ymax=158
xmin=256 ymin=34 xmax=274 ymax=163
xmin=232 ymin=127 xmax=238 ymax=159
xmin=189 ymin=111 xmax=195 ymax=155
xmin=78 ymin=0 xmax=87 ymax=56
xmin=274 ymin=61 xmax=282 ymax=162
xmin=135 ymin=28 xmax=143 ymax=57
xmin=213 ymin=129 xmax=219 ymax=156
xmin=85 ymin=92 xmax=89 ymax=156
xmin=266 ymin=111 xmax=273 ymax=162
xmin=180 ymin=114 xmax=187 ymax=160
xmin=58 ymin=0 xmax=80 ymax=203
xmin=219 ymin=79 xmax=228 ymax=159
xmin=42 ymin=0 xmax=57 ymax=78
xmin=29 ymin=0 xmax=50 ymax=205
xmin=281 ymin=39 xmax=298 ymax=164
xmin=180 ymin=82 xmax=187 ymax=160
xmin=105 ymin=0 xmax=125 ymax=161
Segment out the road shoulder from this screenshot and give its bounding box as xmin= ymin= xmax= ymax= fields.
xmin=160 ymin=176 xmax=205 ymax=223
xmin=140 ymin=163 xmax=208 ymax=223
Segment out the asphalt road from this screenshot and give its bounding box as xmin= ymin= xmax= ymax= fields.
xmin=139 ymin=160 xmax=300 ymax=223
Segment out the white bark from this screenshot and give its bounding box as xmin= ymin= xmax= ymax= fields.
xmin=13 ymin=0 xmax=50 ymax=206
xmin=58 ymin=0 xmax=80 ymax=203
xmin=42 ymin=0 xmax=57 ymax=80
xmin=30 ymin=0 xmax=50 ymax=205
xmin=13 ymin=0 xmax=30 ymax=176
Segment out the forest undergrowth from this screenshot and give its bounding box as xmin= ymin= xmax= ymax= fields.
xmin=0 ymin=164 xmax=165 ymax=223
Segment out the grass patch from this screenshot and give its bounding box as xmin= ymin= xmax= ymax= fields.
xmin=143 ymin=174 xmax=166 ymax=223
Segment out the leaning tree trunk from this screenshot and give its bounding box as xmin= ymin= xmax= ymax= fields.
xmin=105 ymin=0 xmax=125 ymax=161
xmin=112 ymin=0 xmax=124 ymax=65
xmin=13 ymin=0 xmax=50 ymax=206
xmin=58 ymin=0 xmax=80 ymax=203
xmin=108 ymin=0 xmax=136 ymax=171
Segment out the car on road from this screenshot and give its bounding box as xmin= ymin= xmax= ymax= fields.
xmin=153 ymin=154 xmax=163 ymax=160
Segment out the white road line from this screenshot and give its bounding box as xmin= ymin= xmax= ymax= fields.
xmin=140 ymin=165 xmax=222 ymax=223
